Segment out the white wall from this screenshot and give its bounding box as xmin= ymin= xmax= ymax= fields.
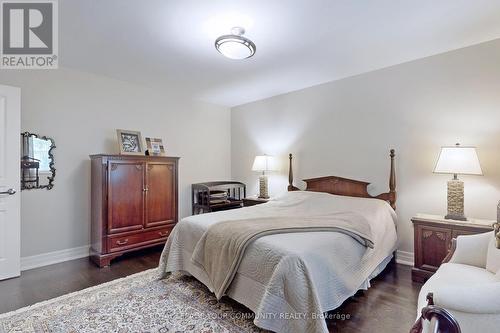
xmin=2 ymin=39 xmax=499 ymax=261
xmin=231 ymin=39 xmax=500 ymax=254
xmin=0 ymin=68 xmax=231 ymax=258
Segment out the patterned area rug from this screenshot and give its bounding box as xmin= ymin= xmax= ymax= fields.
xmin=0 ymin=269 xmax=266 ymax=333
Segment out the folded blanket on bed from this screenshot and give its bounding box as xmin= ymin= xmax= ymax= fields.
xmin=191 ymin=212 xmax=374 ymax=299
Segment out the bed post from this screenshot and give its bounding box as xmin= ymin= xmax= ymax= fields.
xmin=389 ymin=149 xmax=396 ymax=209
xmin=288 ymin=154 xmax=299 ymax=191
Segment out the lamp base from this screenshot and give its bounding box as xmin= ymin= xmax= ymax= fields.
xmin=258 ymin=175 xmax=269 ymax=199
xmin=445 ymin=178 xmax=466 ymax=221
xmin=445 ymin=214 xmax=467 ymax=221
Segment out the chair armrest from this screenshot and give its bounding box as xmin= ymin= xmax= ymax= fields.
xmin=434 ymin=283 xmax=500 ymax=314
xmin=410 ymin=293 xmax=461 ymax=333
xmin=448 ymin=232 xmax=492 ymax=268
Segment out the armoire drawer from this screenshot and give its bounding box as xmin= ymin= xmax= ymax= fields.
xmin=108 ymin=226 xmax=173 ymax=252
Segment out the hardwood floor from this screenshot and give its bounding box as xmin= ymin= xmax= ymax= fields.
xmin=327 ymin=260 xmax=421 ymax=332
xmin=0 ymin=246 xmax=163 ymax=314
xmin=0 ymin=247 xmax=421 ymax=332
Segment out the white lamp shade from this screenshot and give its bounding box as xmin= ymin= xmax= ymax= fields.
xmin=434 ymin=146 xmax=483 ymax=175
xmin=252 ymin=155 xmax=277 ymax=172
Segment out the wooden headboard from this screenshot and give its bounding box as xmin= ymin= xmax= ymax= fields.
xmin=287 ymin=150 xmax=396 ymax=209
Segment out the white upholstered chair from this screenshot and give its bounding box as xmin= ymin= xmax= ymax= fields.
xmin=411 ymin=231 xmax=500 ymax=333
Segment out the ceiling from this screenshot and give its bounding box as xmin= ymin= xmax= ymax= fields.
xmin=60 ymin=0 xmax=500 ymax=107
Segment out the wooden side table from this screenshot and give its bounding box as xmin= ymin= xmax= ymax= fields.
xmin=243 ymin=197 xmax=269 ymax=207
xmin=411 ymin=214 xmax=494 ymax=283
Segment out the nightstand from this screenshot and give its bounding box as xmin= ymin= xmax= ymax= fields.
xmin=243 ymin=197 xmax=269 ymax=207
xmin=411 ymin=214 xmax=494 ymax=283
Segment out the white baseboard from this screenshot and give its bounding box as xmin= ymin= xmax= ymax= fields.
xmin=395 ymin=250 xmax=414 ymax=266
xmin=19 ymin=246 xmax=413 ymax=271
xmin=21 ymin=245 xmax=90 ymax=271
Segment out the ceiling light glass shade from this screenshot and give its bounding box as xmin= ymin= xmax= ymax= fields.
xmin=434 ymin=144 xmax=483 ymax=175
xmin=215 ymin=27 xmax=256 ymax=59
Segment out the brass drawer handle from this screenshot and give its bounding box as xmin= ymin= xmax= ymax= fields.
xmin=116 ymin=239 xmax=129 ymax=245
xmin=158 ymin=231 xmax=169 ymax=237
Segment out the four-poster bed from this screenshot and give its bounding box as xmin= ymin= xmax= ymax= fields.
xmin=159 ymin=149 xmax=398 ymax=333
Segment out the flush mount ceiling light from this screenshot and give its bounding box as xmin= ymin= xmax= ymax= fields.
xmin=215 ymin=27 xmax=256 ymax=60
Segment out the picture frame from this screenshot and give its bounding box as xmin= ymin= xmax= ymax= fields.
xmin=116 ymin=129 xmax=144 ymax=155
xmin=145 ymin=137 xmax=166 ymax=156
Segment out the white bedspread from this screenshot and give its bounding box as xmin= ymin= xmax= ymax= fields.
xmin=158 ymin=191 xmax=398 ymax=333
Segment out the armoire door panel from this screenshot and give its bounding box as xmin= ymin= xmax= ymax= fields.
xmin=145 ymin=163 xmax=175 ymax=227
xmin=108 ymin=161 xmax=144 ymax=233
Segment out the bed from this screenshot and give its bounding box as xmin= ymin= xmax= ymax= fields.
xmin=158 ymin=150 xmax=398 ymax=333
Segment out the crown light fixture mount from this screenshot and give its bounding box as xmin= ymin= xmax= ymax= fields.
xmin=215 ymin=27 xmax=256 ymax=60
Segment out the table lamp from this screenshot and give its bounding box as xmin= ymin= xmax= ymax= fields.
xmin=433 ymin=143 xmax=483 ymax=221
xmin=252 ymin=155 xmax=276 ymax=199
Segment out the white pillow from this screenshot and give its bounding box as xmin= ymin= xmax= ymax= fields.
xmin=486 ymin=235 xmax=500 ymax=273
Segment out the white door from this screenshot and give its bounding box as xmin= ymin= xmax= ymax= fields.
xmin=0 ymin=85 xmax=21 ymax=280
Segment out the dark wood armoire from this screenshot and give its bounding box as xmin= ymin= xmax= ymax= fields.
xmin=90 ymin=154 xmax=179 ymax=267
